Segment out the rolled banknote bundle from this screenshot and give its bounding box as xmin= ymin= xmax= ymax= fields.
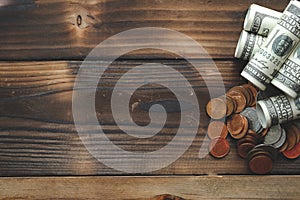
xmin=241 ymin=0 xmax=300 ymax=91
xmin=235 ymin=30 xmax=266 ymax=60
xmin=236 ymin=32 xmax=300 ymax=98
xmin=256 ymin=94 xmax=300 ymax=128
xmin=271 ymin=43 xmax=300 ymax=98
xmin=244 ymin=4 xmax=282 ymax=36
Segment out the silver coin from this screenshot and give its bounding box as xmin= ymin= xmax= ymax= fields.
xmin=272 ymin=128 xmax=286 ymax=149
xmin=264 ymin=125 xmax=282 ymax=145
xmin=256 ymin=125 xmax=264 ymax=134
xmin=240 ymin=107 xmax=262 ymax=133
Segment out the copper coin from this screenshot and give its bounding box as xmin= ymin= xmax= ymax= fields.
xmin=206 ymin=98 xmax=227 ymax=119
xmin=253 ymin=144 xmax=278 ymax=160
xmin=226 ymin=90 xmax=247 ymax=113
xmin=231 ymin=116 xmax=249 ymax=139
xmin=260 ymin=128 xmax=269 ymax=137
xmin=247 ymin=149 xmax=273 ymax=162
xmin=284 ymin=124 xmax=300 ymax=147
xmin=238 ymin=142 xmax=256 ymax=159
xmin=230 ymin=86 xmax=251 ymax=104
xmin=209 ymin=137 xmax=230 ymax=158
xmin=279 ymin=139 xmax=289 ymax=152
xmin=247 ymin=131 xmax=264 ymax=143
xmin=207 ymin=121 xmax=228 ymax=139
xmin=235 ymin=86 xmax=252 ymax=107
xmin=282 ymin=142 xmax=300 ymax=159
xmin=242 ymin=84 xmax=258 ymax=107
xmin=227 ymin=114 xmax=244 ymax=135
xmin=219 ymin=95 xmax=234 ymax=117
xmin=225 ymin=96 xmax=235 ymax=117
xmin=248 ymin=155 xmax=273 ymax=174
xmin=237 ymin=137 xmax=256 ymax=147
xmin=286 ymin=131 xmax=298 ymax=151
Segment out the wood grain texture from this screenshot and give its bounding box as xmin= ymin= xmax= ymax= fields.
xmin=0 ymin=176 xmax=300 ymax=199
xmin=0 ymin=60 xmax=299 ymax=176
xmin=0 ymin=0 xmax=289 ymax=60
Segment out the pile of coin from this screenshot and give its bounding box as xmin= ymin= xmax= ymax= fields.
xmin=281 ymin=122 xmax=300 ymax=159
xmin=206 ymin=83 xmax=300 ymax=174
xmin=247 ymin=144 xmax=277 ymax=175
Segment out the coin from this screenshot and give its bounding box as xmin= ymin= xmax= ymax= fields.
xmin=227 ymin=114 xmax=244 ymax=135
xmin=247 ymin=131 xmax=264 ymax=143
xmin=253 ymin=144 xmax=278 ymax=160
xmin=264 ymin=125 xmax=282 ymax=145
xmin=232 ymin=86 xmax=252 ymax=107
xmin=226 ymin=89 xmax=247 ymax=113
xmin=238 ymin=142 xmax=256 ymax=159
xmin=207 ymin=121 xmax=228 ymax=139
xmin=209 ymin=137 xmax=230 ymax=158
xmin=282 ymin=142 xmax=300 ymax=159
xmin=238 ymin=136 xmax=257 ymax=147
xmin=286 ymin=131 xmax=298 ymax=151
xmin=260 ymin=128 xmax=269 ymax=137
xmin=206 ymin=98 xmax=227 ymax=119
xmin=219 ymin=95 xmax=235 ymax=117
xmin=272 ymin=128 xmax=286 ymax=149
xmin=247 ymin=148 xmax=273 ymax=162
xmin=242 ymin=84 xmax=258 ymax=107
xmin=279 ymin=140 xmax=289 ymax=152
xmin=240 ymin=107 xmax=262 ymax=133
xmin=231 ymin=116 xmax=249 ymax=139
xmin=248 ymin=154 xmax=273 ymax=174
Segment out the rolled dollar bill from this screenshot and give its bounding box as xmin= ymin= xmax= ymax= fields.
xmin=235 ymin=30 xmax=266 ymax=60
xmin=241 ymin=0 xmax=300 ymax=91
xmin=271 ymin=42 xmax=300 ymax=98
xmin=257 ymin=94 xmax=300 ymax=128
xmin=244 ymin=4 xmax=282 ymax=36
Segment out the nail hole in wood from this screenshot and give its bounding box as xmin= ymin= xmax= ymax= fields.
xmin=77 ymin=15 xmax=82 ymax=26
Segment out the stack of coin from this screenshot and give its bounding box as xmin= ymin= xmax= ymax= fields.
xmin=206 ymin=84 xmax=258 ymax=119
xmin=282 ymin=142 xmax=300 ymax=159
xmin=280 ymin=122 xmax=300 ymax=158
xmin=240 ymin=107 xmax=263 ymax=133
xmin=264 ymin=125 xmax=286 ymax=149
xmin=227 ymin=114 xmax=249 ymax=139
xmin=237 ymin=130 xmax=264 ymax=158
xmin=247 ymin=144 xmax=277 ymax=174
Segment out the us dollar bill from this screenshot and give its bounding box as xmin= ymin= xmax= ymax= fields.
xmin=241 ymin=0 xmax=300 ymax=91
xmin=235 ymin=30 xmax=266 ymax=60
xmin=272 ymin=42 xmax=300 ymax=98
xmin=257 ymin=94 xmax=300 ymax=128
xmin=236 ymin=32 xmax=300 ymax=99
xmin=244 ymin=4 xmax=282 ymax=36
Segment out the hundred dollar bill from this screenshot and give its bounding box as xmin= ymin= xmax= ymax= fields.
xmin=271 ymin=42 xmax=300 ymax=98
xmin=244 ymin=4 xmax=282 ymax=36
xmin=241 ymin=0 xmax=300 ymax=91
xmin=256 ymin=94 xmax=300 ymax=128
xmin=235 ymin=30 xmax=266 ymax=60
xmin=235 ymin=32 xmax=300 ymax=98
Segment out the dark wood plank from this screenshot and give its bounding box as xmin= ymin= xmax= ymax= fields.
xmin=0 ymin=60 xmax=299 ymax=176
xmin=0 ymin=0 xmax=289 ymax=60
xmin=0 ymin=176 xmax=300 ymax=199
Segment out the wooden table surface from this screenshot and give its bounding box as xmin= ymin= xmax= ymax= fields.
xmin=0 ymin=0 xmax=299 ymax=199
